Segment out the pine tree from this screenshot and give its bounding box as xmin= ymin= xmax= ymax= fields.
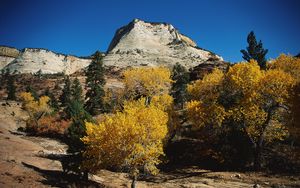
xmin=71 ymin=77 xmax=83 ymax=104
xmin=241 ymin=31 xmax=268 ymax=70
xmin=85 ymin=51 xmax=105 ymax=115
xmin=0 ymin=69 xmax=5 ymax=90
xmin=44 ymin=88 xmax=59 ymax=111
xmin=171 ymin=63 xmax=190 ymax=108
xmin=6 ymin=69 xmax=16 ymax=100
xmin=66 ymin=100 xmax=93 ymax=152
xmin=59 ymin=75 xmax=72 ymax=107
xmin=26 ymin=85 xmax=39 ymax=101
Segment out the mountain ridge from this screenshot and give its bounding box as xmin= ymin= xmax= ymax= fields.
xmin=1 ymin=18 xmax=224 ymax=74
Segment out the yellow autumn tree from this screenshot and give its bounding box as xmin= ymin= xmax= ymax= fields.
xmin=123 ymin=67 xmax=179 ymax=138
xmin=123 ymin=67 xmax=173 ymax=99
xmin=82 ymin=98 xmax=168 ymax=185
xmin=20 ymin=92 xmax=51 ymax=118
xmin=270 ymin=54 xmax=300 ymax=144
xmin=20 ymin=92 xmax=51 ymax=130
xmin=186 ymin=69 xmax=226 ymax=128
xmin=186 ymin=60 xmax=295 ymax=168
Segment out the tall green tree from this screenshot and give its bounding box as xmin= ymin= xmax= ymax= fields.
xmin=59 ymin=75 xmax=72 ymax=107
xmin=71 ymin=77 xmax=83 ymax=104
xmin=44 ymin=88 xmax=59 ymax=111
xmin=6 ymin=69 xmax=16 ymax=100
xmin=241 ymin=31 xmax=268 ymax=70
xmin=0 ymin=69 xmax=5 ymax=90
xmin=171 ymin=63 xmax=190 ymax=108
xmin=85 ymin=51 xmax=105 ymax=115
xmin=66 ymin=100 xmax=93 ymax=152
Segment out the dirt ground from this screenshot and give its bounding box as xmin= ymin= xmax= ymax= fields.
xmin=0 ymin=101 xmax=299 ymax=188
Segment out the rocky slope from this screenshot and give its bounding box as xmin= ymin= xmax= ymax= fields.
xmin=0 ymin=47 xmax=91 ymax=75
xmin=103 ymin=19 xmax=223 ymax=69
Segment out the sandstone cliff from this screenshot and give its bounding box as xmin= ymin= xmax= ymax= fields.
xmin=1 ymin=48 xmax=91 ymax=74
xmin=103 ymin=19 xmax=223 ymax=69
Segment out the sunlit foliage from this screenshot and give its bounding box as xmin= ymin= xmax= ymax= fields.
xmin=20 ymin=92 xmax=51 ymax=119
xmin=123 ymin=67 xmax=172 ymax=98
xmin=270 ymin=54 xmax=300 ymax=143
xmin=82 ymin=98 xmax=168 ymax=175
xmin=186 ymin=60 xmax=295 ymax=167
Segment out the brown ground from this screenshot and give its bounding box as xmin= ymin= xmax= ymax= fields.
xmin=0 ymin=101 xmax=299 ymax=188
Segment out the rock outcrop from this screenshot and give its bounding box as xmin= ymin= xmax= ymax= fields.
xmin=2 ymin=48 xmax=91 ymax=74
xmin=190 ymin=59 xmax=230 ymax=81
xmin=103 ymin=19 xmax=223 ymax=69
xmin=0 ymin=46 xmax=20 ymax=70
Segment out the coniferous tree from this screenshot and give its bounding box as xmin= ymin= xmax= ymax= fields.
xmin=44 ymin=88 xmax=59 ymax=111
xmin=66 ymin=100 xmax=93 ymax=152
xmin=171 ymin=63 xmax=190 ymax=108
xmin=6 ymin=69 xmax=16 ymax=100
xmin=26 ymin=85 xmax=39 ymax=101
xmin=241 ymin=31 xmax=268 ymax=70
xmin=85 ymin=51 xmax=105 ymax=115
xmin=71 ymin=77 xmax=83 ymax=104
xmin=0 ymin=69 xmax=5 ymax=90
xmin=59 ymin=75 xmax=72 ymax=107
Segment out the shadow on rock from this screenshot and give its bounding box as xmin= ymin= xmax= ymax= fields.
xmin=22 ymin=162 xmax=102 ymax=188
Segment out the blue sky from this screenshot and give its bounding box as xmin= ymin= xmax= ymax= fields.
xmin=0 ymin=0 xmax=299 ymax=62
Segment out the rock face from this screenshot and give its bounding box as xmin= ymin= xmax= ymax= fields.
xmin=103 ymin=19 xmax=223 ymax=69
xmin=190 ymin=59 xmax=230 ymax=81
xmin=0 ymin=46 xmax=20 ymax=70
xmin=2 ymin=48 xmax=91 ymax=74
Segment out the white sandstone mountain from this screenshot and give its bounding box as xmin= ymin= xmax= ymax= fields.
xmin=103 ymin=19 xmax=223 ymax=69
xmin=0 ymin=47 xmax=91 ymax=74
xmin=0 ymin=19 xmax=224 ymax=74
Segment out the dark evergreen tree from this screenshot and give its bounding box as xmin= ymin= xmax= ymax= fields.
xmin=241 ymin=31 xmax=268 ymax=69
xmin=171 ymin=63 xmax=190 ymax=108
xmin=44 ymin=88 xmax=59 ymax=111
xmin=26 ymin=85 xmax=39 ymax=101
xmin=59 ymin=75 xmax=72 ymax=107
xmin=0 ymin=69 xmax=5 ymax=90
xmin=66 ymin=100 xmax=93 ymax=152
xmin=85 ymin=51 xmax=105 ymax=115
xmin=71 ymin=77 xmax=83 ymax=104
xmin=6 ymin=69 xmax=16 ymax=100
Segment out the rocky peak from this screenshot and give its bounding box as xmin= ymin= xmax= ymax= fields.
xmin=103 ymin=19 xmax=223 ymax=69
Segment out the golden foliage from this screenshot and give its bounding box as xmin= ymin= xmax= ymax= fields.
xmin=269 ymin=54 xmax=300 ymax=142
xmin=186 ymin=69 xmax=226 ymax=128
xmin=187 ymin=69 xmax=224 ymax=101
xmin=82 ymin=98 xmax=168 ymax=174
xmin=20 ymin=92 xmax=51 ymax=118
xmin=187 ymin=59 xmax=295 ymax=143
xmin=270 ymin=54 xmax=300 ymax=83
xmin=123 ymin=67 xmax=173 ymax=98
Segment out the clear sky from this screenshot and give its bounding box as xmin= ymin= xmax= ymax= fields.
xmin=0 ymin=0 xmax=299 ymax=62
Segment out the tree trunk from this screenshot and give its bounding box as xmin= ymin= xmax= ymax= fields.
xmin=131 ymin=175 xmax=137 ymax=188
xmin=253 ymin=143 xmax=262 ymax=170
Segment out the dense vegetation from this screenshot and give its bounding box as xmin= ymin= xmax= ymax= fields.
xmin=1 ymin=47 xmax=299 ymax=187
